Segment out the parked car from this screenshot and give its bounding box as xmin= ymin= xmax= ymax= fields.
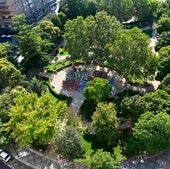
xmin=0 ymin=149 xmax=11 ymax=162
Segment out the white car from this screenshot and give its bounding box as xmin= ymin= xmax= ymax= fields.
xmin=0 ymin=149 xmax=11 ymax=162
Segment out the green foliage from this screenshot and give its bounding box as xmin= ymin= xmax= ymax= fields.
xmin=83 ymin=77 xmax=112 ymax=104
xmin=0 ymin=86 xmax=28 ymax=123
xmin=155 ymin=31 xmax=170 ymax=51
xmin=113 ymin=145 xmax=126 ymax=162
xmin=120 ymin=95 xmax=146 ymax=122
xmin=5 ymin=93 xmax=67 ymax=147
xmin=87 ymin=149 xmax=121 ymax=169
xmin=108 ymin=27 xmax=157 ymax=82
xmin=133 ymin=0 xmax=154 ymax=21
xmin=92 ymin=102 xmax=118 ymax=145
xmin=0 ymin=58 xmax=23 ymax=91
xmin=18 ymin=27 xmax=52 ymax=69
xmin=35 ymin=20 xmax=60 ymax=43
xmin=59 ymin=0 xmax=97 ymax=20
xmin=12 ymin=14 xmax=26 ymax=33
xmin=158 ymin=74 xmax=170 ymax=94
xmin=0 ymin=93 xmax=11 ymax=122
xmin=30 ymin=77 xmax=47 ymax=96
xmin=0 ymin=43 xmax=10 ymax=58
xmin=97 ymin=0 xmax=135 ymax=22
xmin=44 ymin=12 xmax=67 ymax=32
xmin=0 ymin=120 xmax=8 ymax=148
xmin=142 ymin=89 xmax=170 ymax=114
xmin=156 ymin=45 xmax=170 ymax=80
xmin=64 ymin=11 xmax=121 ymax=66
xmin=54 ymin=126 xmax=84 ymax=160
xmin=125 ymin=136 xmax=144 ymax=157
xmin=157 ymin=15 xmax=170 ymax=34
xmin=46 ymin=80 xmax=72 ymax=105
xmin=133 ymin=111 xmax=170 ymax=153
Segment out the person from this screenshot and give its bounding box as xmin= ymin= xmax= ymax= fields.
xmin=72 ymin=65 xmax=77 ymax=73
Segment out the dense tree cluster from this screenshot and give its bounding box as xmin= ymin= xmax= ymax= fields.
xmin=0 ymin=0 xmax=170 ymax=167
xmin=64 ymin=11 xmax=157 ymax=82
xmin=5 ymin=93 xmax=67 ymax=147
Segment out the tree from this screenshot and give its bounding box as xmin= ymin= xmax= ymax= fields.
xmin=30 ymin=77 xmax=46 ymax=96
xmin=12 ymin=14 xmax=27 ymax=33
xmin=0 ymin=43 xmax=10 ymax=58
xmin=96 ymin=0 xmax=135 ymax=22
xmin=155 ymin=31 xmax=170 ymax=51
xmin=64 ymin=16 xmax=89 ymax=63
xmin=121 ymin=89 xmax=170 ymax=121
xmin=35 ymin=20 xmax=60 ymax=43
xmin=120 ymin=95 xmax=146 ymax=122
xmin=156 ymin=45 xmax=170 ymax=80
xmin=92 ymin=102 xmax=118 ymax=144
xmin=108 ymin=27 xmax=158 ymax=82
xmin=83 ymin=77 xmax=112 ymax=104
xmin=86 ymin=11 xmax=121 ymax=67
xmin=64 ymin=11 xmax=121 ymax=66
xmin=54 ymin=126 xmax=84 ymax=160
xmin=0 ymin=93 xmax=11 ymax=122
xmin=157 ymin=15 xmax=170 ymax=34
xmin=158 ymin=73 xmax=170 ymax=94
xmin=5 ymin=93 xmax=67 ymax=147
xmin=59 ymin=0 xmax=90 ymax=19
xmin=0 ymin=120 xmax=8 ymax=148
xmin=18 ymin=29 xmax=52 ymax=68
xmin=44 ymin=12 xmax=67 ymax=32
xmin=142 ymin=89 xmax=170 ymax=114
xmin=87 ymin=149 xmax=121 ymax=169
xmin=0 ymin=86 xmax=28 ymax=123
xmin=0 ymin=58 xmax=23 ymax=90
xmin=133 ymin=0 xmax=154 ymax=21
xmin=133 ymin=111 xmax=170 ymax=153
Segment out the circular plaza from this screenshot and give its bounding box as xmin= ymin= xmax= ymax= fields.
xmin=51 ymin=64 xmax=126 ymax=112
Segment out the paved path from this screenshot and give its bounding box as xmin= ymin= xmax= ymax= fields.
xmin=51 ymin=65 xmax=126 ymax=113
xmin=122 ymin=151 xmax=170 ymax=169
xmin=0 ymin=161 xmax=11 ymax=169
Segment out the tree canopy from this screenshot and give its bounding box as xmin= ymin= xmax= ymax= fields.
xmin=83 ymin=77 xmax=112 ymax=104
xmin=156 ymin=45 xmax=170 ymax=80
xmin=35 ymin=20 xmax=60 ymax=43
xmin=92 ymin=102 xmax=118 ymax=144
xmin=133 ymin=111 xmax=170 ymax=153
xmin=54 ymin=126 xmax=84 ymax=160
xmin=0 ymin=43 xmax=10 ymax=58
xmin=87 ymin=149 xmax=121 ymax=169
xmin=64 ymin=11 xmax=121 ymax=65
xmin=18 ymin=28 xmax=52 ymax=69
xmin=0 ymin=58 xmax=24 ymax=91
xmin=5 ymin=93 xmax=67 ymax=147
xmin=108 ymin=27 xmax=158 ymax=81
xmin=12 ymin=14 xmax=27 ymax=33
xmin=158 ymin=73 xmax=170 ymax=94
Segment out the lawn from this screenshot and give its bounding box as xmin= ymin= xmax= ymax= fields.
xmin=57 ymin=47 xmax=68 ymax=56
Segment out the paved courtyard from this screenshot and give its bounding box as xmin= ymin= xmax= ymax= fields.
xmin=51 ymin=64 xmax=126 ymax=112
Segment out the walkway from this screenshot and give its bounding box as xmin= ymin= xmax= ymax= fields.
xmin=122 ymin=151 xmax=170 ymax=169
xmin=51 ymin=64 xmax=126 ymax=113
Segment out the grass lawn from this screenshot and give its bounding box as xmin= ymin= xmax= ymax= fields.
xmin=57 ymin=47 xmax=68 ymax=56
xmin=45 ymin=58 xmax=84 ymax=73
xmin=74 ymin=134 xmax=94 ymax=162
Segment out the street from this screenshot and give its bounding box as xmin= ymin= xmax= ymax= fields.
xmin=0 ymin=160 xmax=11 ymax=169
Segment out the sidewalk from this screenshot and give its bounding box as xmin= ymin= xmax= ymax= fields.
xmin=5 ymin=141 xmax=86 ymax=169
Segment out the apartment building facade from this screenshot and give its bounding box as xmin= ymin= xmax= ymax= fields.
xmin=0 ymin=0 xmax=56 ymax=31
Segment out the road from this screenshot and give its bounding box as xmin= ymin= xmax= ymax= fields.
xmin=0 ymin=160 xmax=11 ymax=169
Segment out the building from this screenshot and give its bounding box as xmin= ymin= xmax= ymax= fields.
xmin=0 ymin=0 xmax=57 ymax=31
xmin=0 ymin=0 xmax=13 ymax=31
